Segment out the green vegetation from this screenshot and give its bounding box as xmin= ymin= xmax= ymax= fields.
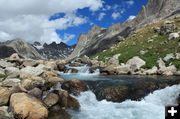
xmin=0 ymin=74 xmax=7 ymax=78
xmin=92 ymin=18 xmax=180 ymax=69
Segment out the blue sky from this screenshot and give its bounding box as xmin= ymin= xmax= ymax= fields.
xmin=51 ymin=0 xmax=149 ymax=46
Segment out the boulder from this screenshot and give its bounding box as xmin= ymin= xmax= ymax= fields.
xmin=0 ymin=86 xmax=23 ymax=106
xmin=41 ymin=71 xmax=58 ymax=79
xmin=116 ymin=64 xmax=131 ymax=74
xmin=43 ymin=93 xmax=59 ymax=108
xmin=61 ymin=80 xmax=88 ymax=95
xmin=126 ymin=56 xmax=146 ymax=69
xmin=80 ymin=55 xmax=91 ymax=64
xmin=20 ymin=64 xmax=47 ymax=78
xmin=101 ymin=64 xmax=118 ymax=75
xmin=21 ymin=76 xmax=45 ymax=90
xmin=56 ymin=90 xmax=80 ymax=110
xmin=66 ymin=68 xmax=78 ymax=73
xmin=175 ymin=53 xmax=180 ymax=60
xmin=47 ymin=77 xmax=64 ymax=85
xmin=100 ymin=86 xmax=129 ymax=102
xmin=163 ymin=53 xmax=175 ymax=62
xmin=160 ymin=65 xmax=177 ymax=76
xmin=1 ymin=78 xmax=21 ymax=87
xmin=5 ymin=67 xmax=20 ymax=78
xmin=57 ymin=64 xmax=67 ymax=72
xmin=45 ymin=61 xmax=58 ymax=71
xmin=157 ymin=58 xmax=166 ymax=69
xmin=28 ymin=88 xmax=42 ymax=99
xmin=144 ymin=66 xmax=158 ymax=75
xmin=168 ymin=33 xmax=179 ymax=40
xmin=48 ymin=105 xmax=71 ymax=119
xmin=0 ymin=68 xmax=5 ymax=75
xmin=0 ymin=61 xmax=15 ymax=69
xmin=107 ymin=54 xmax=121 ymax=65
xmin=0 ymin=106 xmax=12 ymax=118
xmin=22 ymin=60 xmax=38 ymax=67
xmin=9 ymin=53 xmax=21 ymax=60
xmin=10 ymin=93 xmax=48 ymax=119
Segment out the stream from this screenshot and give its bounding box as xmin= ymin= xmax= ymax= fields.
xmin=58 ymin=65 xmax=180 ymax=119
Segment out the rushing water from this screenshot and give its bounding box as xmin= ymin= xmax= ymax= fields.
xmin=68 ymin=85 xmax=180 ymax=119
xmin=58 ymin=65 xmax=180 ymax=119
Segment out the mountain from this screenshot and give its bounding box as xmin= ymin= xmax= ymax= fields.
xmin=68 ymin=0 xmax=180 ymax=60
xmin=33 ymin=41 xmax=75 ymax=59
xmin=0 ymin=39 xmax=43 ymax=59
xmin=0 ymin=39 xmax=75 ymax=60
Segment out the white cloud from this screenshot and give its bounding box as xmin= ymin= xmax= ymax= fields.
xmin=112 ymin=12 xmax=121 ymax=20
xmin=63 ymin=34 xmax=75 ymax=43
xmin=98 ymin=12 xmax=106 ymax=21
xmin=0 ymin=0 xmax=103 ymax=44
xmin=127 ymin=15 xmax=136 ymax=20
xmin=126 ymin=0 xmax=135 ymax=6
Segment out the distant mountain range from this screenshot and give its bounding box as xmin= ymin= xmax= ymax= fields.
xmin=0 ymin=39 xmax=75 ymax=59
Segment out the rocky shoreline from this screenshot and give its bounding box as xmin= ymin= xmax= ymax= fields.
xmin=0 ymin=53 xmax=180 ymax=119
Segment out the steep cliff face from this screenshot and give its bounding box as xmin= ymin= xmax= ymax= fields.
xmin=68 ymin=0 xmax=180 ymax=60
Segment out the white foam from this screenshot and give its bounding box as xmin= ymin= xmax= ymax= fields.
xmin=69 ymin=85 xmax=180 ymax=119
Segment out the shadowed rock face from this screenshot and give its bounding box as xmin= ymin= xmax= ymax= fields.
xmin=0 ymin=45 xmax=16 ymax=59
xmin=68 ymin=0 xmax=180 ymax=60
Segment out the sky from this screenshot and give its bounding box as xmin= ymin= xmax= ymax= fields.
xmin=0 ymin=0 xmax=149 ymax=46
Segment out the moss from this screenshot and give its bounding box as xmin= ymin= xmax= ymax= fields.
xmin=0 ymin=74 xmax=7 ymax=78
xmin=93 ymin=17 xmax=180 ymax=69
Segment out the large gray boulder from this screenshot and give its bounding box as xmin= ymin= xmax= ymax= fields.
xmin=5 ymin=67 xmax=20 ymax=78
xmin=0 ymin=61 xmax=15 ymax=69
xmin=126 ymin=56 xmax=146 ymax=69
xmin=107 ymin=54 xmax=121 ymax=65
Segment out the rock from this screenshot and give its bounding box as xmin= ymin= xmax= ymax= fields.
xmin=101 ymin=64 xmax=118 ymax=75
xmin=43 ymin=93 xmax=59 ymax=108
xmin=100 ymin=86 xmax=129 ymax=102
xmin=175 ymin=71 xmax=180 ymax=76
xmin=164 ymin=20 xmax=174 ymax=24
xmin=57 ymin=64 xmax=67 ymax=72
xmin=157 ymin=58 xmax=166 ymax=69
xmin=48 ymin=105 xmax=71 ymax=119
xmin=45 ymin=61 xmax=58 ymax=71
xmin=10 ymin=93 xmax=48 ymax=119
xmin=80 ymin=55 xmax=91 ymax=64
xmin=0 ymin=106 xmax=13 ymax=118
xmin=47 ymin=77 xmax=64 ymax=85
xmin=144 ymin=66 xmax=158 ymax=75
xmin=126 ymin=56 xmax=146 ymax=69
xmin=159 ymin=23 xmax=177 ymax=35
xmin=4 ymin=67 xmax=20 ymax=78
xmin=56 ymin=90 xmax=80 ymax=110
xmin=175 ymin=53 xmax=180 ymax=60
xmin=0 ymin=68 xmax=5 ymax=75
xmin=41 ymin=71 xmax=58 ymax=79
xmin=9 ymin=53 xmax=21 ymax=60
xmin=21 ymin=76 xmax=45 ymax=90
xmin=116 ymin=64 xmax=131 ymax=74
xmin=147 ymin=39 xmax=154 ymax=43
xmin=107 ymin=54 xmax=121 ymax=65
xmin=20 ymin=64 xmax=47 ymax=78
xmin=168 ymin=33 xmax=179 ymax=40
xmin=160 ymin=65 xmax=177 ymax=76
xmin=61 ymin=80 xmax=88 ymax=95
xmin=163 ymin=53 xmax=175 ymax=61
xmin=69 ymin=62 xmax=82 ymax=67
xmin=66 ymin=68 xmax=78 ymax=73
xmin=0 ymin=86 xmax=23 ymax=106
xmin=0 ymin=61 xmax=15 ymax=69
xmin=1 ymin=78 xmax=21 ymax=87
xmin=28 ymin=88 xmax=42 ymax=99
xmin=139 ymin=50 xmax=147 ymax=55
xmin=22 ymin=60 xmax=38 ymax=67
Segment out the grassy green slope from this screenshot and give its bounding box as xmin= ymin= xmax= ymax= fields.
xmin=92 ymin=18 xmax=180 ymax=69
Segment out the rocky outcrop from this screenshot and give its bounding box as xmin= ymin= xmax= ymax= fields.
xmin=68 ymin=0 xmax=180 ymax=60
xmin=10 ymin=93 xmax=48 ymax=119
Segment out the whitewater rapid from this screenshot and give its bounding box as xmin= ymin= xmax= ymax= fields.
xmin=69 ymin=85 xmax=180 ymax=119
